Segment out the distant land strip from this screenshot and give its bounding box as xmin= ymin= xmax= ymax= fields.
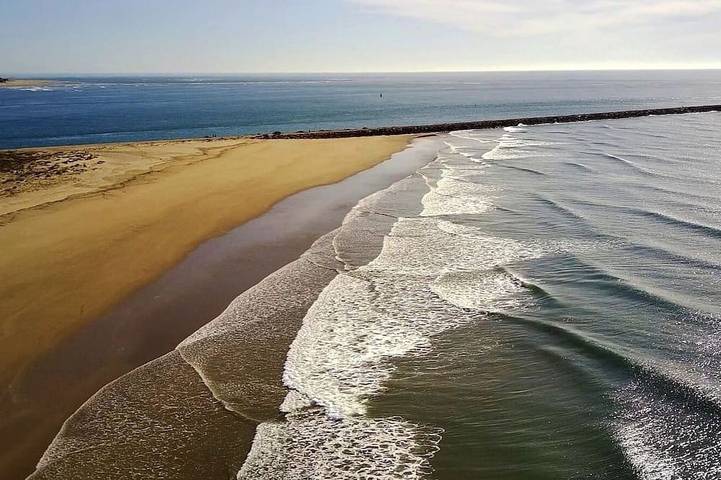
xmin=258 ymin=104 xmax=721 ymax=139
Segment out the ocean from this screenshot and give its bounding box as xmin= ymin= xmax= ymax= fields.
xmin=231 ymin=112 xmax=721 ymax=479
xmin=11 ymin=71 xmax=721 ymax=478
xmin=32 ymin=111 xmax=721 ymax=479
xmin=2 ymin=70 xmax=721 ymax=149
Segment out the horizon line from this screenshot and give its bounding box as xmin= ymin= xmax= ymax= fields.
xmin=7 ymin=66 xmax=721 ymax=77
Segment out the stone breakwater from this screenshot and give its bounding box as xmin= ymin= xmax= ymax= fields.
xmin=257 ymin=104 xmax=721 ymax=139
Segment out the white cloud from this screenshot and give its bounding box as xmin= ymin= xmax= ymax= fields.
xmin=350 ymin=0 xmax=721 ymax=36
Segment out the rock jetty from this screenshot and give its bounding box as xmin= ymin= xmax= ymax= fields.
xmin=257 ymin=104 xmax=721 ymax=139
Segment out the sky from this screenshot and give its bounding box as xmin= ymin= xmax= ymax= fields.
xmin=2 ymin=0 xmax=721 ymax=74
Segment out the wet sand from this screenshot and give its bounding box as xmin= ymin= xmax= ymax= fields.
xmin=0 ymin=135 xmax=413 ymax=479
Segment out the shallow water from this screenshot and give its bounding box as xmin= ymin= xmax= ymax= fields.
xmin=3 ymin=137 xmax=440 ymax=480
xmin=242 ymin=112 xmax=721 ymax=479
xmin=3 ymin=71 xmax=721 ymax=149
xmin=29 ymin=113 xmax=721 ymax=479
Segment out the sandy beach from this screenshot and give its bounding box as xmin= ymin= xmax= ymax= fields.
xmin=0 ymin=79 xmax=54 ymax=89
xmin=1 ymin=133 xmax=440 ymax=479
xmin=0 ymin=135 xmax=410 ymax=469
xmin=6 ymin=0 xmax=721 ymax=475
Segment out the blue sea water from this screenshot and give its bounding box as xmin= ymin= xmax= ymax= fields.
xmin=236 ymin=112 xmax=721 ymax=479
xmin=2 ymin=70 xmax=721 ymax=149
xmin=12 ymin=68 xmax=721 ymax=479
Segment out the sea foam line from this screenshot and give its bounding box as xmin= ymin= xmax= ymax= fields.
xmin=238 ymin=132 xmax=598 ymax=479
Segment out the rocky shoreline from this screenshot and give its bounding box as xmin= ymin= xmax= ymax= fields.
xmin=257 ymin=104 xmax=721 ymax=139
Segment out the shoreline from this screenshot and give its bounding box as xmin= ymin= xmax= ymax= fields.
xmin=4 ymin=106 xmax=718 ymax=478
xmin=16 ymin=135 xmax=442 ymax=480
xmin=0 ymin=134 xmax=412 ymax=479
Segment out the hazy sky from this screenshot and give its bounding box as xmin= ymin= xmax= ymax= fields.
xmin=2 ymin=0 xmax=721 ymax=74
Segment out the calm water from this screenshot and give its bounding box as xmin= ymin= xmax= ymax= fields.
xmin=2 ymin=71 xmax=721 ymax=149
xmin=237 ymin=112 xmax=721 ymax=479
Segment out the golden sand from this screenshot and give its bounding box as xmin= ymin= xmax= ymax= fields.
xmin=0 ymin=135 xmax=410 ymax=386
xmin=0 ymin=79 xmax=54 ymax=89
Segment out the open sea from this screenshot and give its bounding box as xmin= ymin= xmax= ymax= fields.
xmin=2 ymin=70 xmax=721 ymax=149
xmin=9 ymin=72 xmax=721 ymax=479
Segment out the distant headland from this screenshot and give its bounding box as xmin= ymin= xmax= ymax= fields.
xmin=0 ymin=78 xmax=54 ymax=88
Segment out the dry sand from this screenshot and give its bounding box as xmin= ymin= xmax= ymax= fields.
xmin=0 ymin=135 xmax=411 ymax=390
xmin=0 ymin=79 xmax=54 ymax=89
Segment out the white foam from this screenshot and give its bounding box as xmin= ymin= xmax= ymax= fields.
xmin=281 ymin=216 xmax=555 ymax=417
xmin=614 ymin=380 xmax=721 ymax=480
xmin=459 ymin=151 xmax=482 ymax=162
xmin=364 ymin=218 xmax=543 ymax=277
xmin=504 ymin=124 xmax=527 ymax=133
xmin=18 ymin=86 xmax=54 ymax=92
xmin=419 ymin=153 xmax=498 ymax=217
xmin=238 ymin=410 xmax=441 ymax=480
xmin=420 ymin=176 xmax=497 ymax=216
xmin=432 ymin=269 xmax=533 ymax=312
xmin=283 ymin=273 xmax=409 ymax=417
xmin=449 ymin=130 xmax=495 ymax=144
xmin=242 ymin=212 xmax=553 ymax=477
xmin=239 ymin=131 xmax=596 ymax=478
xmin=285 ymin=223 xmax=512 ymax=416
xmin=482 ymin=133 xmax=555 ymax=161
xmin=443 ymin=140 xmax=461 ymax=154
xmin=442 ymin=140 xmax=484 ymax=161
xmin=245 ymin=215 xmax=508 ymax=477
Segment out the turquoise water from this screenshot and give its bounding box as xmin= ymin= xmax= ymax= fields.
xmin=2 ymin=71 xmax=721 ymax=149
